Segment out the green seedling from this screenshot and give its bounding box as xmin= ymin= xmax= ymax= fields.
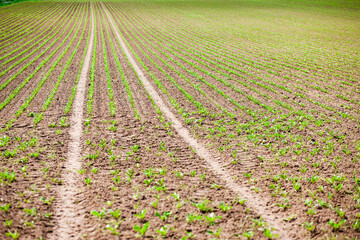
xmin=155 ymin=211 xmax=171 ymax=222
xmin=260 ymin=228 xmax=279 ymax=239
xmin=110 ymin=169 xmax=120 ymax=176
xmin=106 ymin=223 xmax=119 ymax=235
xmin=144 ymin=178 xmax=154 ymax=186
xmin=207 ymin=227 xmax=221 ymax=238
xmin=233 ymin=197 xmax=247 ymax=205
xmin=171 ymin=192 xmax=180 ymax=201
xmin=84 ymin=178 xmax=91 ymax=186
xmin=134 ymin=209 xmax=147 ymax=221
xmin=23 ymin=208 xmax=37 ymax=216
xmin=200 ymin=173 xmax=206 ymax=181
xmin=303 ymin=221 xmax=315 ymax=232
xmin=134 ymin=222 xmax=149 ymax=237
xmin=156 ymin=225 xmax=169 ymax=238
xmin=40 ymin=196 xmax=54 ymax=205
xmin=306 ymin=206 xmax=316 ymax=215
xmin=335 ymin=207 xmax=345 ymax=218
xmin=243 ymin=230 xmax=254 ymax=239
xmin=250 ymin=217 xmax=266 ymax=227
xmin=284 ymin=214 xmax=296 ymax=222
xmin=317 ymin=199 xmax=329 ymax=208
xmin=244 ymin=172 xmax=252 ymax=178
xmin=328 ymin=219 xmax=345 ymax=231
xmin=193 ymin=199 xmax=213 ymax=212
xmin=108 ymin=209 xmax=121 ymax=219
xmin=5 ymin=230 xmax=19 ymax=240
xmin=91 ymin=209 xmax=107 ymax=219
xmin=131 ymin=145 xmax=140 ymax=153
xmin=181 ymin=230 xmax=196 ymax=239
xmin=158 ymin=168 xmax=167 ymax=175
xmin=143 ymin=167 xmax=154 ymax=178
xmin=354 ymin=220 xmax=360 ymax=231
xmin=174 ymin=171 xmax=184 ymax=179
xmin=43 ymin=213 xmax=52 ymax=218
xmin=150 ymin=198 xmax=159 ymax=209
xmin=186 ymin=213 xmax=203 ymax=223
xmin=0 ymin=170 xmax=16 ymax=184
xmin=126 ymin=168 xmax=134 ymax=182
xmin=204 ymin=212 xmax=222 ymax=225
xmin=5 ymin=219 xmax=13 ymax=227
xmin=219 ymin=202 xmax=232 ymax=212
xmin=112 ymin=176 xmax=121 ymax=184
xmin=0 ymin=203 xmax=11 ymax=213
xmin=210 ymin=183 xmax=223 ymax=189
xmin=87 ymin=151 xmax=99 ymax=160
xmin=159 ymin=141 xmax=166 ymax=152
xmin=275 ymin=198 xmax=290 ymax=210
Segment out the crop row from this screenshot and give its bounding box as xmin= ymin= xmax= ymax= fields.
xmin=101 ymin=3 xmax=360 ymax=237
xmin=1 ymin=3 xmax=86 ymax=131
xmin=0 ymin=3 xmax=69 ymax=63
xmin=125 ymin=4 xmax=359 ymax=119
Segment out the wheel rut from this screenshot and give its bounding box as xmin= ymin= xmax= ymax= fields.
xmin=50 ymin=3 xmax=95 ymax=239
xmin=101 ymin=2 xmax=298 ymax=239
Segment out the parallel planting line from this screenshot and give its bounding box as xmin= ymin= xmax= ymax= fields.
xmin=102 ymin=3 xmax=296 ymax=239
xmin=51 ymin=3 xmax=94 ymax=239
xmin=0 ymin=3 xmax=65 ymax=60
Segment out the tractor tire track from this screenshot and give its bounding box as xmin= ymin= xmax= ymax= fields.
xmin=102 ymin=2 xmax=298 ymax=239
xmin=50 ymin=2 xmax=95 ymax=239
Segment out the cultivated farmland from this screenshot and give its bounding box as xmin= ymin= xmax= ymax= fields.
xmin=0 ymin=0 xmax=359 ymax=239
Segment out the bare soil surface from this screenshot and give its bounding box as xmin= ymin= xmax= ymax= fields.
xmin=1 ymin=1 xmax=359 ymax=239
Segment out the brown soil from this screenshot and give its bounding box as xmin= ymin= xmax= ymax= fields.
xmin=1 ymin=1 xmax=359 ymax=240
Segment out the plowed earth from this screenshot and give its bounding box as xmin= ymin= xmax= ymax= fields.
xmin=0 ymin=1 xmax=359 ymax=239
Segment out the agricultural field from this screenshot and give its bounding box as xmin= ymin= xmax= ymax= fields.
xmin=0 ymin=0 xmax=359 ymax=239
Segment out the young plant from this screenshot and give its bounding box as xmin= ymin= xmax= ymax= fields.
xmin=40 ymin=196 xmax=54 ymax=205
xmin=219 ymin=202 xmax=232 ymax=212
xmin=243 ymin=230 xmax=254 ymax=239
xmin=5 ymin=230 xmax=19 ymax=240
xmin=207 ymin=227 xmax=221 ymax=238
xmin=133 ymin=222 xmax=149 ymax=237
xmin=306 ymin=206 xmax=316 ymax=215
xmin=260 ymin=228 xmax=279 ymax=239
xmin=275 ymin=198 xmax=290 ymax=210
xmin=156 ymin=225 xmax=169 ymax=237
xmin=134 ymin=209 xmax=147 ymax=221
xmin=335 ymin=207 xmax=345 ymax=218
xmin=106 ymin=223 xmax=119 ymax=235
xmin=5 ymin=219 xmax=13 ymax=227
xmin=108 ymin=209 xmax=121 ymax=219
xmin=186 ymin=213 xmax=203 ymax=223
xmin=0 ymin=203 xmax=11 ymax=213
xmin=155 ymin=211 xmax=171 ymax=222
xmin=303 ymin=221 xmax=315 ymax=232
xmin=23 ymin=208 xmax=36 ymax=216
xmin=193 ymin=199 xmax=213 ymax=212
xmin=150 ymin=196 xmax=159 ymax=209
xmin=91 ymin=209 xmax=106 ymax=220
xmin=328 ymin=219 xmax=345 ymax=231
xmin=171 ymin=192 xmax=181 ymax=201
xmin=84 ymin=178 xmax=91 ymax=186
xmin=204 ymin=212 xmax=222 ymax=225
